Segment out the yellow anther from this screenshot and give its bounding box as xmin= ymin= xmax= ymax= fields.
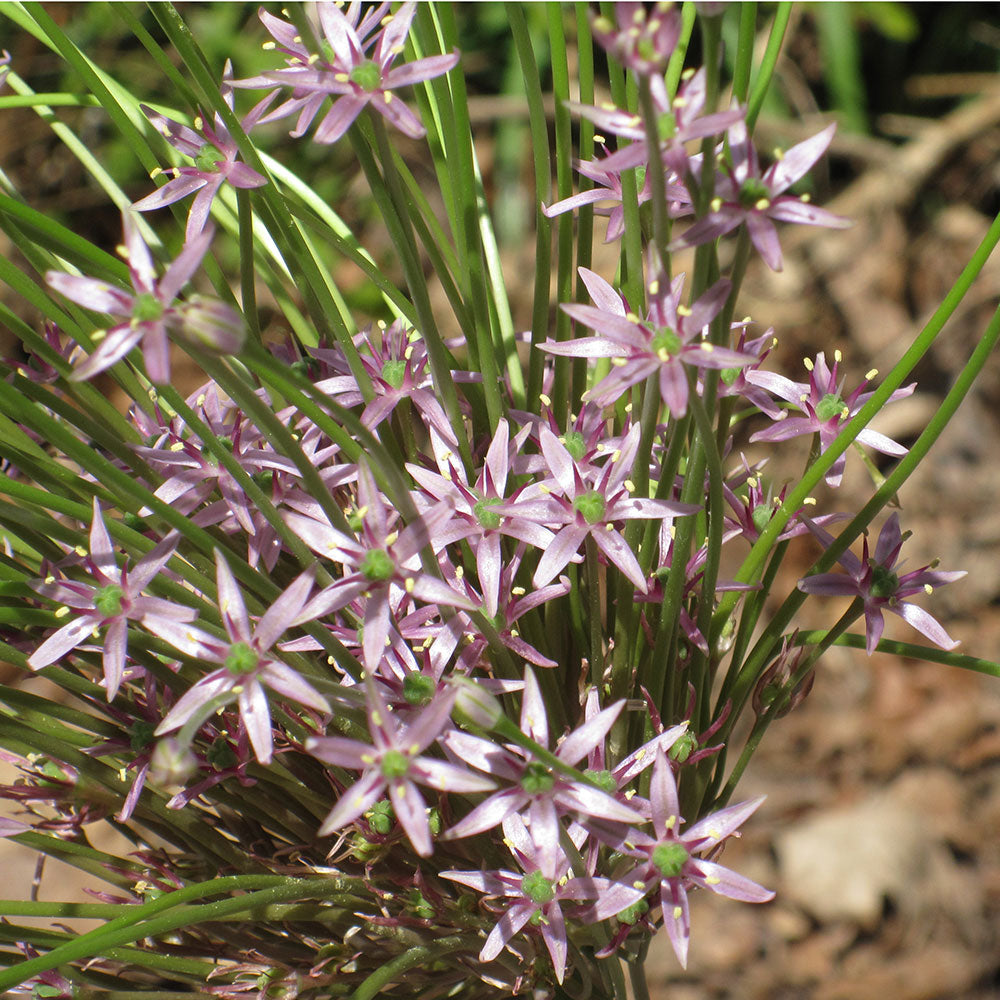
xmin=54 ymin=606 xmax=70 ymax=619
xmin=834 ymin=349 xmax=842 ymax=363
xmin=803 ymin=357 xmax=814 ymax=371
xmin=710 ymin=197 xmax=723 ymax=212
xmin=754 ymin=197 xmax=770 ymax=211
xmin=866 ymin=368 xmax=878 ymax=380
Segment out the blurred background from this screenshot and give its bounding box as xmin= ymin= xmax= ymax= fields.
xmin=1 ymin=4 xmax=1000 ymax=997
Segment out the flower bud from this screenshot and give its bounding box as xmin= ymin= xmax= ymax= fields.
xmin=148 ymin=736 xmax=198 ymax=789
xmin=174 ymin=295 xmax=246 ymax=355
xmin=450 ymin=677 xmax=504 ymax=731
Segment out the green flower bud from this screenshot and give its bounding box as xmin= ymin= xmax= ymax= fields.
xmin=451 ymin=677 xmax=504 ymax=730
xmin=149 ymin=737 xmax=198 ymax=787
xmin=175 ymin=295 xmax=246 ymax=356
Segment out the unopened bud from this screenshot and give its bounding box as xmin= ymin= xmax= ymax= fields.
xmin=148 ymin=737 xmax=198 ymax=788
xmin=450 ymin=677 xmax=504 ymax=730
xmin=174 ymin=295 xmax=246 ymax=355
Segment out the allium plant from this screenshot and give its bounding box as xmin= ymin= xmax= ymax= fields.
xmin=0 ymin=4 xmax=997 ymax=999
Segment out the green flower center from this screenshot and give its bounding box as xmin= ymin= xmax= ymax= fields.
xmin=720 ymin=366 xmax=741 ymax=386
xmin=132 ymin=292 xmax=164 ymax=324
xmin=381 ymin=749 xmax=410 ymax=779
xmin=573 ymin=490 xmax=606 ymax=526
xmin=403 ymin=673 xmax=435 ymax=706
xmin=224 ymin=641 xmax=259 ymax=676
xmin=668 ymin=731 xmax=697 ymax=764
xmin=739 ymin=176 xmax=770 ymax=208
xmin=380 ymin=359 xmax=407 ymax=390
xmin=656 ymin=110 xmax=677 ymax=139
xmin=651 ymin=327 xmax=682 ymax=359
xmin=207 ymin=737 xmax=238 ymax=769
xmin=349 ymin=60 xmax=382 ymax=93
xmin=652 ymin=841 xmax=689 ymax=878
xmin=360 ymin=549 xmax=394 ymax=582
xmin=520 ymin=761 xmax=554 ymax=794
xmin=563 ymin=430 xmax=586 ymax=461
xmin=583 ymin=768 xmax=617 ymax=794
xmin=520 ymin=869 xmax=556 ymax=905
xmin=751 ymin=504 xmax=773 ymax=533
xmin=194 ymin=144 xmax=221 ymax=173
xmin=129 ymin=720 xmax=157 ymax=752
xmin=93 ymin=583 xmax=124 ymax=618
xmin=474 ymin=497 xmax=503 ymax=530
xmin=869 ymin=564 xmax=899 ymax=599
xmin=617 ymin=898 xmax=649 ymax=925
xmin=815 ymin=393 xmax=845 ymax=422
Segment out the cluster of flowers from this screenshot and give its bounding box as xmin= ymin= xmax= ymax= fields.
xmin=1 ymin=3 xmax=967 ymax=997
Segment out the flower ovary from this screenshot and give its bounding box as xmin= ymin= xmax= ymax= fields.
xmin=360 ymin=549 xmax=395 ymax=582
xmin=381 ymin=749 xmax=410 ymax=779
xmin=132 ymin=292 xmax=164 ymax=323
xmin=474 ymin=497 xmax=503 ymax=530
xmin=574 ymin=490 xmax=606 ymax=525
xmin=349 ymin=60 xmax=382 ymax=93
xmin=815 ymin=393 xmax=844 ymax=422
xmin=521 ymin=761 xmax=555 ymax=794
xmin=380 ymin=359 xmax=407 ymax=390
xmin=93 ymin=583 xmax=125 ymax=618
xmin=224 ymin=640 xmax=259 ymax=676
xmin=521 ymin=869 xmax=556 ymax=905
xmin=870 ymin=564 xmax=900 ymax=599
xmin=652 ymin=841 xmax=689 ymax=878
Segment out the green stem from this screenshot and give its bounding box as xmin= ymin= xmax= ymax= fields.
xmin=0 ymin=875 xmax=363 ymax=991
xmin=746 ymin=2 xmax=793 ymax=131
xmin=712 ymin=208 xmax=1000 ymax=642
xmin=717 ymin=599 xmax=862 ymax=805
xmin=350 ymin=937 xmax=465 ymax=1000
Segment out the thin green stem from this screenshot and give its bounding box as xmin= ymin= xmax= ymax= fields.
xmin=746 ymin=2 xmax=793 ymax=131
